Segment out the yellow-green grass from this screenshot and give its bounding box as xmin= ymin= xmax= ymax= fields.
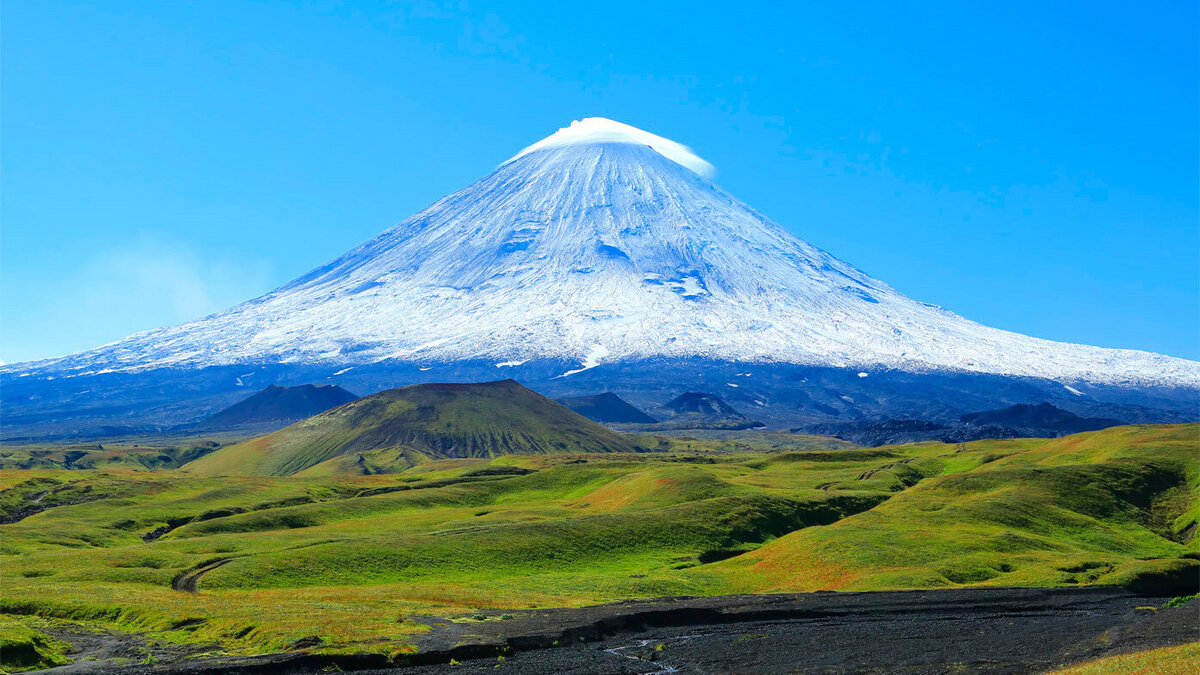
xmin=718 ymin=425 xmax=1198 ymax=592
xmin=624 ymin=431 xmax=860 ymax=454
xmin=1047 ymin=641 xmax=1200 ymax=674
xmin=1 ymin=425 xmax=1196 ymax=661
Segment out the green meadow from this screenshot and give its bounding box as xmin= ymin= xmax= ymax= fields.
xmin=1 ymin=424 xmax=1196 ymax=668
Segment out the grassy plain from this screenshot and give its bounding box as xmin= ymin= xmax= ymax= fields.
xmin=0 ymin=424 xmax=1195 ymax=668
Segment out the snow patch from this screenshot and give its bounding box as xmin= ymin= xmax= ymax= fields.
xmin=557 ymin=345 xmax=610 ymax=378
xmin=857 ymin=372 xmax=869 ymax=378
xmin=1063 ymin=385 xmax=1085 ymax=396
xmin=666 ymin=273 xmax=708 ymax=299
xmin=726 ymin=382 xmax=739 ymax=388
xmin=495 ymin=359 xmax=527 ymax=368
xmin=332 ymin=367 xmax=353 ymax=376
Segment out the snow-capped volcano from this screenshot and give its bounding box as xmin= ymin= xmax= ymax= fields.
xmin=9 ymin=118 xmax=1198 ymax=389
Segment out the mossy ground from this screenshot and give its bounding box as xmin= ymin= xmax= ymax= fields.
xmin=1 ymin=424 xmax=1195 ymax=665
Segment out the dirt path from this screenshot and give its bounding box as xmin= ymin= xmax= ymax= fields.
xmin=0 ymin=488 xmax=102 ymax=525
xmin=856 ymin=457 xmax=913 ymax=481
xmin=170 ymin=559 xmax=233 ymax=593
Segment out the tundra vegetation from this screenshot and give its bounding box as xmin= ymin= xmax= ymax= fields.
xmin=0 ymin=423 xmax=1195 ymax=670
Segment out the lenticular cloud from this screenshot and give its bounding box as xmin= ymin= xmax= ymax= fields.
xmin=505 ymin=117 xmax=716 ymax=178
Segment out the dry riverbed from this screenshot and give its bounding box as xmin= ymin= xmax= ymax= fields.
xmin=24 ymin=587 xmax=1199 ymax=674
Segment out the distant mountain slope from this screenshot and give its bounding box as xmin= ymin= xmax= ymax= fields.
xmin=959 ymin=402 xmax=1125 ymax=434
xmin=184 ymin=379 xmax=639 ymax=476
xmin=554 ymin=392 xmax=656 ymax=424
xmin=197 ymin=384 xmax=358 ymax=429
xmin=803 ymin=402 xmax=1128 ymax=446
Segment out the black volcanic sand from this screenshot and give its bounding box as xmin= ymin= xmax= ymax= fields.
xmin=32 ymin=588 xmax=1199 ymax=674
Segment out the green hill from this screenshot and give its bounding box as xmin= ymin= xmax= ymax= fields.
xmin=183 ymin=379 xmax=640 ymax=476
xmin=721 ymin=424 xmax=1199 ymax=593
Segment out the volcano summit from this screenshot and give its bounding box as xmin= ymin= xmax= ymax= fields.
xmin=4 ymin=118 xmax=1196 ymax=434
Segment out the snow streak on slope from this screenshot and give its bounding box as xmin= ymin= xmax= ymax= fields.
xmin=9 ymin=119 xmax=1198 ymax=387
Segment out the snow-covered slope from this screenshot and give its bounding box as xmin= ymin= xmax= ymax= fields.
xmin=10 ymin=118 xmax=1198 ymax=387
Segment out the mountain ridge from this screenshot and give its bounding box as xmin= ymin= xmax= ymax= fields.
xmin=802 ymin=401 xmax=1130 ymax=447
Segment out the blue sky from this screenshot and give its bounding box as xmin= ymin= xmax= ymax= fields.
xmin=3 ymin=0 xmax=1197 ymax=363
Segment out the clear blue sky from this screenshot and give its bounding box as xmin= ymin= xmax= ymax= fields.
xmin=3 ymin=1 xmax=1197 ymax=364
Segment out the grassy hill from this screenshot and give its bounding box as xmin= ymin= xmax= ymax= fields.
xmin=184 ymin=379 xmax=640 ymax=476
xmin=0 ymin=441 xmax=223 ymax=472
xmin=0 ymin=424 xmax=1194 ymax=665
xmin=721 ymin=424 xmax=1198 ymax=592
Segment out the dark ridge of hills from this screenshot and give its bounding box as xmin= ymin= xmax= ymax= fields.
xmin=801 ymin=402 xmax=1129 ymax=447
xmin=960 ymin=402 xmax=1125 ymax=433
xmin=4 ymin=358 xmax=1194 ymax=442
xmin=554 ymin=392 xmax=657 ymax=424
xmin=197 ymin=384 xmax=359 ymax=429
xmin=184 ymin=379 xmax=641 ymax=476
xmin=801 ymin=419 xmax=950 ymax=447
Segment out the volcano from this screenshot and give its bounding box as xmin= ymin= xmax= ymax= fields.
xmin=185 ymin=379 xmax=637 ymax=476
xmin=5 ymin=118 xmax=1196 ymax=435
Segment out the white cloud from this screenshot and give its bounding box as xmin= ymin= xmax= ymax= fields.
xmin=83 ymin=237 xmax=271 ymax=325
xmin=506 ymin=117 xmax=716 ymax=178
xmin=2 ymin=236 xmax=274 ymax=363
